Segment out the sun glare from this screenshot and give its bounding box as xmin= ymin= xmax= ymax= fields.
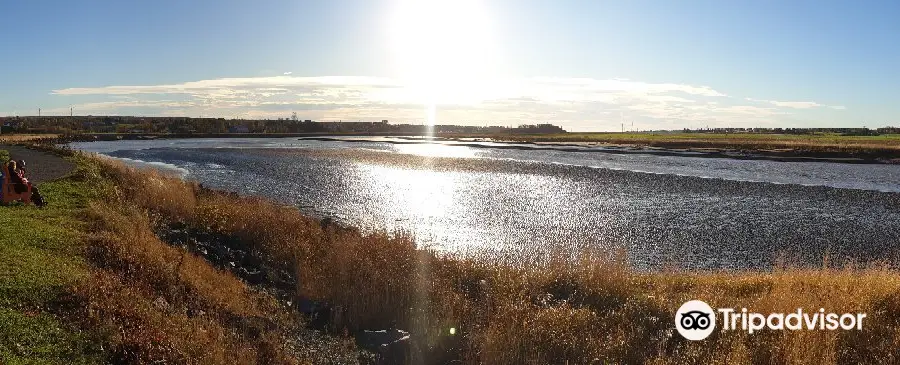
xmin=393 ymin=142 xmax=480 ymax=158
xmin=388 ymin=0 xmax=498 ymax=125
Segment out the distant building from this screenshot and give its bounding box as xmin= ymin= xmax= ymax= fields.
xmin=228 ymin=125 xmax=250 ymax=133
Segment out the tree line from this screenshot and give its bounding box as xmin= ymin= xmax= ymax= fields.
xmin=0 ymin=116 xmax=568 ymax=135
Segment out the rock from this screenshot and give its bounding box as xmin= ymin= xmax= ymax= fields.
xmin=297 ymin=298 xmax=332 ymax=330
xmin=355 ymin=329 xmax=410 ymax=364
xmin=239 ymin=267 xmax=265 ymax=285
xmin=320 ymin=217 xmax=334 ymax=229
xmin=186 ymin=307 xmax=206 ymax=318
xmin=213 ymin=245 xmax=231 ymax=259
xmin=152 ymin=297 xmax=170 ymax=311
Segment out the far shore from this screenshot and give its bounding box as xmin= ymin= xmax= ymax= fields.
xmin=41 ymin=130 xmax=900 ymax=164
xmin=444 ymin=132 xmax=900 ymax=164
xmin=299 ymin=135 xmax=900 ymax=164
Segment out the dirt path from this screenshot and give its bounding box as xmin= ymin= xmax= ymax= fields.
xmin=1 ymin=145 xmax=76 ymax=183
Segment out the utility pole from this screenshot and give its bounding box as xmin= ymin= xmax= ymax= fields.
xmin=38 ymin=108 xmax=41 ymax=117
xmin=70 ymin=106 xmax=73 ymax=117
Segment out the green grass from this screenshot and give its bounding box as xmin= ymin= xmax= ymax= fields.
xmin=455 ymin=132 xmax=900 ymax=155
xmin=568 ymin=132 xmax=895 ymax=138
xmin=0 ymin=149 xmax=309 ymax=364
xmin=0 ymin=308 xmax=98 ymax=365
xmin=0 ymin=152 xmax=104 ymax=364
xmin=490 ymin=132 xmax=900 ymax=142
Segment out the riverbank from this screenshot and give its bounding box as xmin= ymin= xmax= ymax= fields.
xmin=300 ymin=135 xmax=900 ymax=164
xmin=448 ymin=132 xmax=900 ymax=163
xmin=67 ymin=132 xmax=429 ymax=142
xmin=67 ymin=131 xmax=900 ymax=163
xmin=0 ymin=145 xmax=361 ymax=364
xmin=3 ymin=143 xmax=900 ymax=364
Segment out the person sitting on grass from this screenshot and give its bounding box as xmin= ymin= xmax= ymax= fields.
xmin=6 ymin=160 xmax=45 ymax=207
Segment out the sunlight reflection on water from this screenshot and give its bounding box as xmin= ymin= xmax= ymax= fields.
xmin=69 ymin=138 xmax=900 ymax=269
xmin=361 ymin=163 xmax=455 ymax=219
xmin=354 ymin=163 xmax=481 ymax=252
xmin=392 ymin=143 xmax=481 ymax=158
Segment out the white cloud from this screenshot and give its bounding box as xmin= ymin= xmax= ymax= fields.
xmin=769 ymin=101 xmax=821 ymax=109
xmin=52 ymin=76 xmax=400 ymax=96
xmin=745 ymin=97 xmax=845 ymax=110
xmin=48 ymin=76 xmax=847 ymax=131
xmin=283 ymin=72 xmax=292 ymax=75
xmin=716 ymin=105 xmax=782 ymax=116
xmin=527 ymin=77 xmax=727 ymax=97
xmin=40 ymin=100 xmax=196 ymax=116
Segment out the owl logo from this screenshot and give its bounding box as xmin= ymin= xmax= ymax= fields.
xmin=680 ymin=310 xmax=712 ymax=330
xmin=675 ymin=300 xmax=716 ymax=340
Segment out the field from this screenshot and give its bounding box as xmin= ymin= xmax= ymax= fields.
xmin=1 ymin=144 xmax=899 ymax=364
xmin=453 ymin=132 xmax=900 ymax=159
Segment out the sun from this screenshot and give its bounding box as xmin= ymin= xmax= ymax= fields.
xmin=387 ymin=0 xmax=498 ymax=124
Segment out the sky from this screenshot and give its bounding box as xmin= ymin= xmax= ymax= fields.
xmin=1 ymin=0 xmax=899 ymax=131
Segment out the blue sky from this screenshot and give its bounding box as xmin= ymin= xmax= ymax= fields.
xmin=1 ymin=0 xmax=898 ymax=131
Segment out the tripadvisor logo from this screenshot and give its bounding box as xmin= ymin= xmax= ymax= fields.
xmin=675 ymin=300 xmax=716 ymax=340
xmin=674 ymin=300 xmax=867 ymax=341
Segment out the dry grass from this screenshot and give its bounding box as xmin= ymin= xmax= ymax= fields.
xmin=90 ymin=155 xmax=900 ymax=364
xmin=0 ymin=134 xmax=61 ymax=143
xmin=642 ymin=269 xmax=900 ymax=364
xmin=456 ymin=132 xmax=900 ymax=157
xmin=56 ymin=157 xmax=307 ymax=364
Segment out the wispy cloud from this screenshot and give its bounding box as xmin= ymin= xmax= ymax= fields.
xmin=49 ymin=76 xmax=846 ymax=131
xmin=283 ymin=72 xmax=292 ymax=75
xmin=745 ymin=98 xmax=844 ymax=110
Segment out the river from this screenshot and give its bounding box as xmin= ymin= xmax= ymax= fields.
xmin=69 ymin=137 xmax=900 ymax=270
